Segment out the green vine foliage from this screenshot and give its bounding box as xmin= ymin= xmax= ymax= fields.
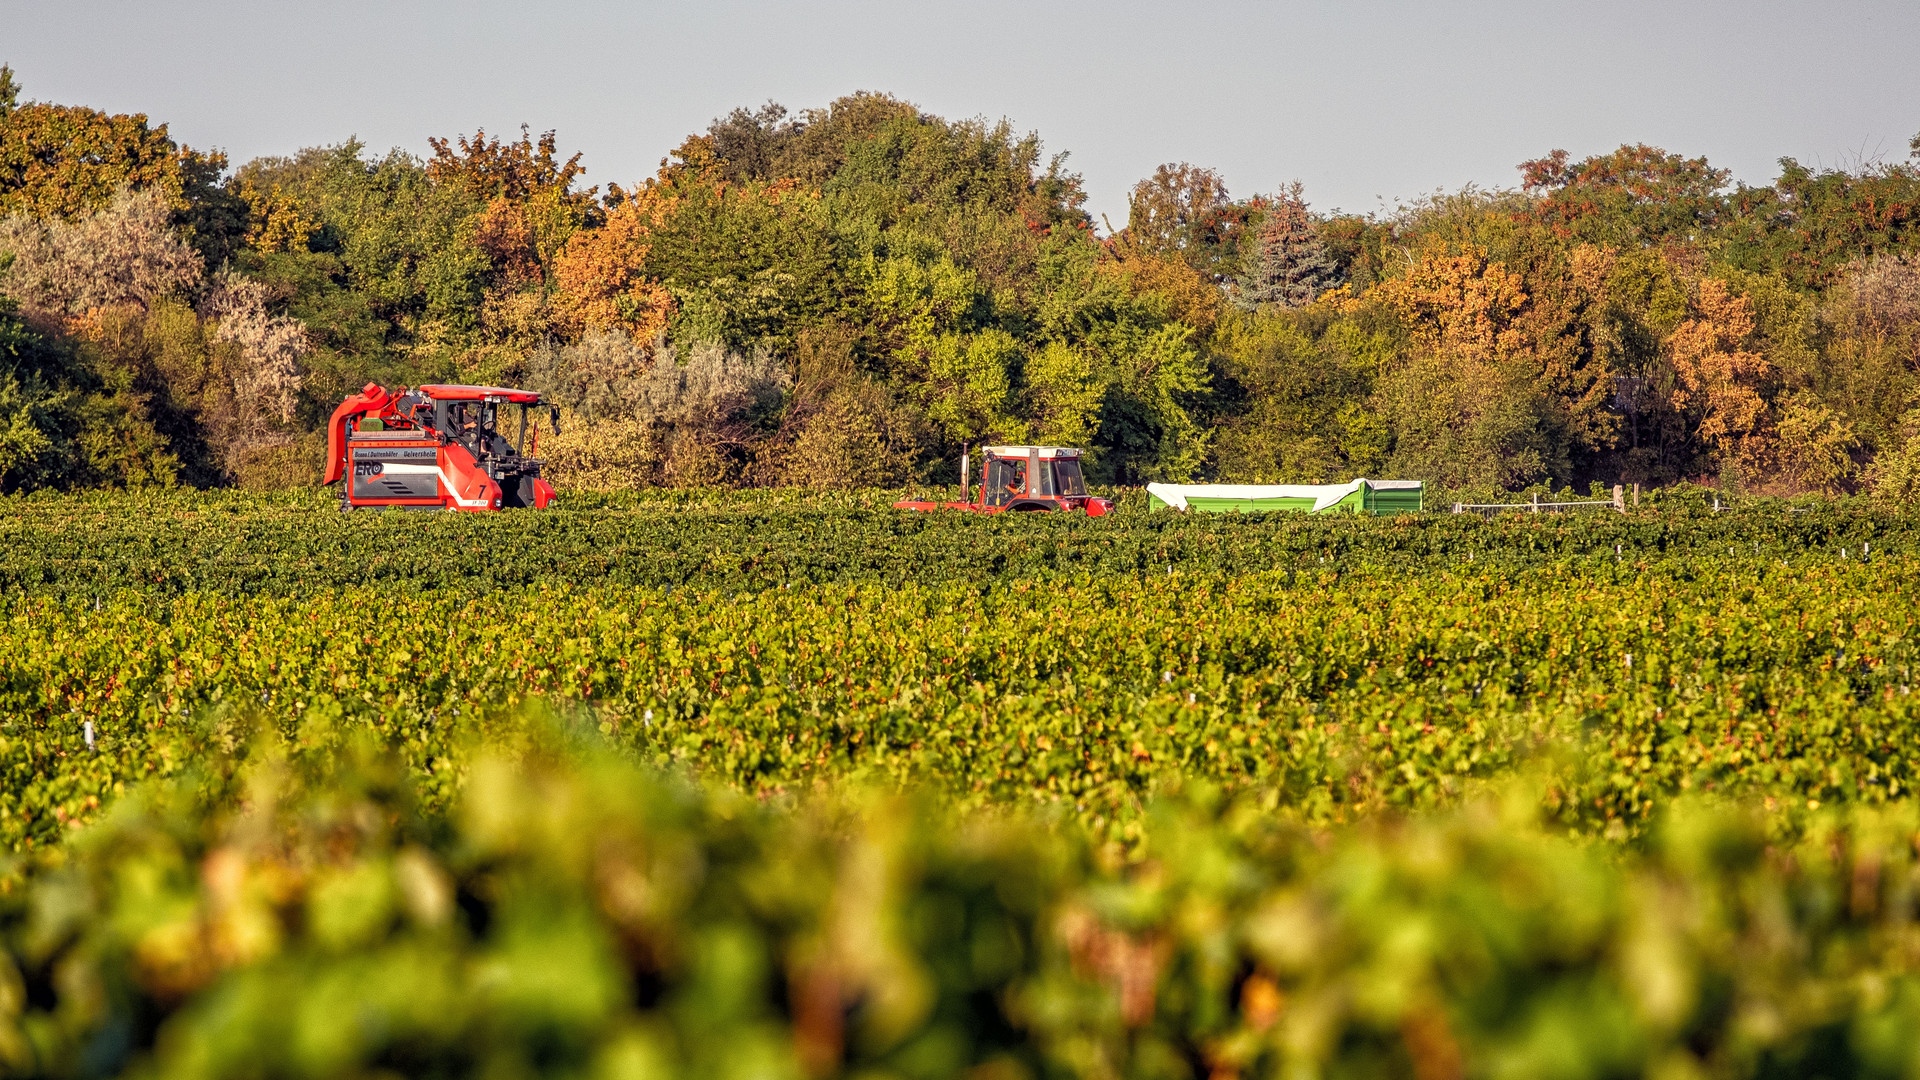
xmin=4 ymin=491 xmax=1920 ymax=1078
xmin=0 ymin=488 xmax=1906 ymax=598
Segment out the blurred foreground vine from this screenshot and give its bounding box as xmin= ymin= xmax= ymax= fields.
xmin=6 ymin=724 xmax=1920 ymax=1080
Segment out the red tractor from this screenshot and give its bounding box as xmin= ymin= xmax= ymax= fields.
xmin=894 ymin=445 xmax=1113 ymax=516
xmin=324 ymin=383 xmax=559 ymax=512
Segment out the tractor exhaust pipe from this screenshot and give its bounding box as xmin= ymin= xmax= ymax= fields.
xmin=960 ymin=448 xmax=970 ymax=505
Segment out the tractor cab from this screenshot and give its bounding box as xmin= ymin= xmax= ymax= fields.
xmin=894 ymin=445 xmax=1111 ymax=516
xmin=981 ymin=446 xmax=1093 ymax=511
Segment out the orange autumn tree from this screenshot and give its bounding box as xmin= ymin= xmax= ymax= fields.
xmin=426 ymin=125 xmax=598 ymax=271
xmin=1373 ymin=246 xmax=1563 ymax=486
xmin=1375 ymin=246 xmax=1532 ymax=362
xmin=1665 ymin=278 xmax=1775 ymax=477
xmin=551 ymin=186 xmax=677 ymax=341
xmin=426 ymin=126 xmax=603 ymax=344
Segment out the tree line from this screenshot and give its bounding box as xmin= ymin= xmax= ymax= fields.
xmin=2 ymin=65 xmax=1918 ymax=496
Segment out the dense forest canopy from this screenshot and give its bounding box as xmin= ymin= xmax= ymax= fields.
xmin=2 ymin=63 xmax=1919 ymax=497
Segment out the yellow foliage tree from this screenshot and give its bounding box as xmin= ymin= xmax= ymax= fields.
xmin=236 ymin=180 xmax=319 ymax=254
xmin=1375 ymin=246 xmax=1531 ymax=363
xmin=551 ymin=191 xmax=677 ymax=341
xmin=0 ymin=100 xmax=221 ymax=220
xmin=1666 ymin=278 xmax=1774 ymax=476
xmin=1371 ymin=245 xmax=1614 ymax=486
xmin=1096 ymin=237 xmax=1221 ymax=334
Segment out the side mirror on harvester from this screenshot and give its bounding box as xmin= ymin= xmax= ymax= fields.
xmin=550 ymin=406 xmax=562 ymax=436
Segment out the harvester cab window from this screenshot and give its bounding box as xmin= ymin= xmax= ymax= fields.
xmin=1052 ymin=459 xmax=1087 ymax=497
xmin=433 ymin=401 xmax=462 ymax=439
xmin=476 ymin=403 xmax=510 ymax=458
xmin=437 ymin=401 xmax=499 ymax=458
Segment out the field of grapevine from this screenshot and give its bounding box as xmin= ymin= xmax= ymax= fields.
xmin=4 ymin=490 xmax=1920 ymax=1079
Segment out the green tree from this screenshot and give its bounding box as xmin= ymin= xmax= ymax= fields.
xmin=860 ymin=252 xmax=1022 ymax=444
xmin=235 ymin=142 xmax=490 ymax=380
xmin=1518 ymin=144 xmax=1731 ymax=247
xmin=705 ymin=102 xmax=803 ymax=184
xmin=642 ymin=172 xmax=843 ymax=351
xmin=1122 ymin=163 xmax=1251 ymax=282
xmin=1379 ymin=347 xmax=1565 ymax=489
xmin=1720 ymin=158 xmax=1920 ymax=287
xmin=1208 ymin=305 xmax=1394 ymax=482
xmin=1032 ymin=237 xmax=1210 ymax=480
xmin=0 ymin=289 xmax=177 ymax=491
xmin=1808 ymin=254 xmax=1920 ymax=457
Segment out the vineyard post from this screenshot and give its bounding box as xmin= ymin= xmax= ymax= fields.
xmin=1613 ymin=485 xmax=1624 ymax=513
xmin=1633 ymin=483 xmax=1640 ymax=508
xmin=1532 ymin=493 xmax=1540 ymax=514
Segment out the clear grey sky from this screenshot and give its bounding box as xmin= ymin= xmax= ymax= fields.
xmin=4 ymin=0 xmax=1917 ymax=227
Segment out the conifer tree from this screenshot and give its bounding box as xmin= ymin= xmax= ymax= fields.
xmin=1234 ymin=183 xmax=1342 ymax=310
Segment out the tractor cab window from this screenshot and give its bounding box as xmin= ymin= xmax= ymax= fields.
xmin=1051 ymin=458 xmax=1087 ymax=496
xmin=1036 ymin=458 xmax=1055 ymax=496
xmin=985 ymin=457 xmax=1027 ymax=506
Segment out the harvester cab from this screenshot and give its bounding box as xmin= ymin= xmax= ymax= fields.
xmin=894 ymin=445 xmax=1112 ymax=516
xmin=324 ymin=383 xmax=559 ymax=512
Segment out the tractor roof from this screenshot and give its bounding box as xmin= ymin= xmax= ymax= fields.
xmin=417 ymin=384 xmax=544 ymax=404
xmin=983 ymin=445 xmax=1081 ymax=459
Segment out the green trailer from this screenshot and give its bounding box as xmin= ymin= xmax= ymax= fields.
xmin=1145 ymin=479 xmax=1422 ymax=515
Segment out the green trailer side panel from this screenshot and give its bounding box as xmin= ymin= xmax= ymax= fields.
xmin=1367 ymin=487 xmax=1423 ymax=514
xmin=1185 ymin=495 xmax=1320 ymax=514
xmin=1149 ymin=480 xmax=1423 ymax=515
